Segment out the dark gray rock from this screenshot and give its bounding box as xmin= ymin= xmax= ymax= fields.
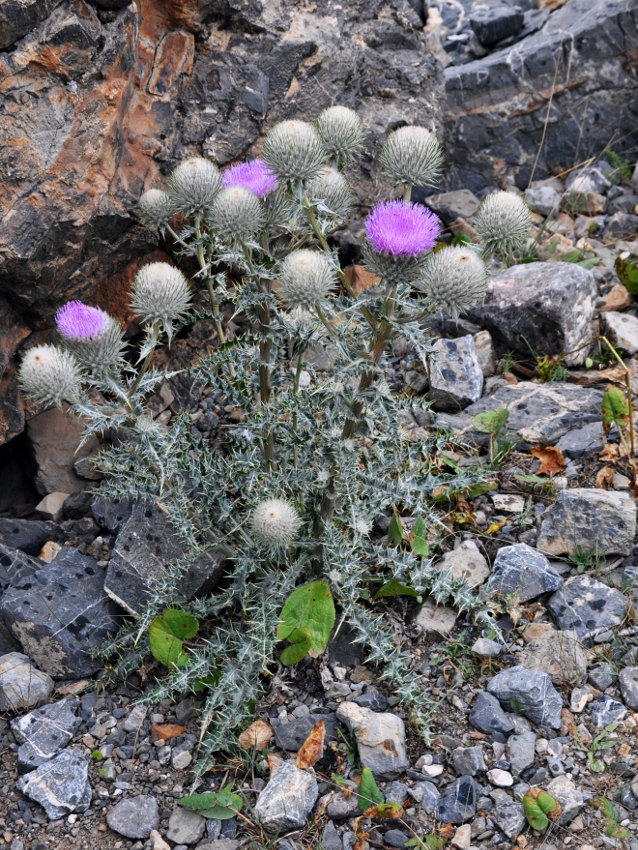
xmin=0 ymin=548 xmax=120 ymax=678
xmin=428 ymin=335 xmax=484 ymax=410
xmin=0 ymin=518 xmax=57 ymax=556
xmin=487 ymin=666 xmax=562 ymax=728
xmin=254 ymin=761 xmax=318 ymax=832
xmin=321 ymin=820 xmax=342 ymax=850
xmin=489 ymin=543 xmax=562 ymax=602
xmin=469 ymin=691 xmax=514 ymax=741
xmin=411 ymin=781 xmax=440 ymax=814
xmin=618 ymin=668 xmax=638 ymax=711
xmin=434 ymin=776 xmax=479 ymax=824
xmin=538 ymin=489 xmax=636 ymax=557
xmin=468 ymin=263 xmax=596 ymax=367
xmin=91 ymin=499 xmax=134 ymax=533
xmin=555 ymin=422 xmax=604 ymax=458
xmin=490 ymin=789 xmax=526 ymax=839
xmin=506 ymin=731 xmax=536 ymax=776
xmin=105 ymin=504 xmax=225 ymax=616
xmin=166 ymin=809 xmax=206 ymax=845
xmin=0 ymin=0 xmax=60 ymax=50
xmin=605 ymin=212 xmax=638 ymax=239
xmin=451 ymin=745 xmax=486 ymax=776
xmin=0 ymin=651 xmax=54 ymax=712
xmin=588 ymin=663 xmax=617 ymax=691
xmin=0 ymin=542 xmax=41 ymax=593
xmin=546 ymin=775 xmax=584 ymax=825
xmin=435 ymin=382 xmax=604 ymax=449
xmin=589 ymin=695 xmax=627 ymax=729
xmin=106 ymin=795 xmax=160 ymax=839
xmin=11 ymin=697 xmax=80 ymax=773
xmin=524 ymin=184 xmax=560 ymax=217
xmin=384 ymin=829 xmax=409 ymax=848
xmin=17 ymin=749 xmax=91 ymax=819
xmin=547 ymin=575 xmax=628 ymax=642
xmin=274 ymin=713 xmax=338 ymax=751
xmin=470 ymin=4 xmax=524 ymax=47
xmin=424 ymin=189 xmax=481 ymax=222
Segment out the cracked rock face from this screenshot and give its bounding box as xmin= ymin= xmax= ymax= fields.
xmin=488 ymin=543 xmax=562 ymax=602
xmin=17 ymin=749 xmax=91 ymax=819
xmin=10 ymin=697 xmax=80 ymax=772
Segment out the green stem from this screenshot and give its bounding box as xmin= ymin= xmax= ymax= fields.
xmin=128 ymin=320 xmax=161 ymax=398
xmin=291 ymin=352 xmax=305 ymax=468
xmin=403 ymin=184 xmax=412 ymax=202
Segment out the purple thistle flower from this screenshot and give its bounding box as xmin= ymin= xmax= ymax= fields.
xmin=221 ymin=159 xmax=277 ymax=198
xmin=55 ymin=301 xmax=106 ymax=339
xmin=365 ymin=200 xmax=440 ymax=257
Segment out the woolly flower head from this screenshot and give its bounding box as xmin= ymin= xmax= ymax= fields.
xmin=474 ymin=190 xmax=531 ymax=254
xmin=222 ymin=159 xmax=277 ymax=198
xmin=208 ymin=186 xmax=265 ymax=241
xmin=363 ymin=201 xmax=440 ymax=285
xmin=250 ymin=498 xmax=301 ymax=547
xmin=19 ymin=345 xmax=80 ymax=408
xmin=167 ymin=157 xmax=222 ymax=216
xmin=55 ymin=301 xmax=124 ymax=369
xmin=418 ymin=245 xmax=487 ymax=317
xmin=262 ymin=120 xmax=326 ymax=182
xmin=307 ymin=167 xmax=352 ymax=219
xmin=138 ymin=189 xmax=173 ymax=231
xmin=131 ymin=262 xmax=191 ymax=324
xmin=277 ymin=249 xmax=336 ymax=309
xmin=379 ymin=126 xmax=444 ymax=188
xmin=316 ymin=106 xmax=365 ymax=166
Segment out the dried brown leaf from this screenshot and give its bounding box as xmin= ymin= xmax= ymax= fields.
xmin=238 ymin=719 xmax=273 ymax=751
xmin=296 ymin=719 xmax=325 ymax=769
xmin=530 ymin=445 xmax=565 ymax=476
xmin=151 ymin=723 xmax=187 ymax=742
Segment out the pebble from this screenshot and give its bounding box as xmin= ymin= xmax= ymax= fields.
xmin=106 ymin=795 xmax=160 ymax=840
xmin=487 ymin=666 xmax=563 ymax=728
xmin=618 ymin=667 xmax=638 ymax=710
xmin=487 ymin=768 xmax=513 ymax=786
xmin=435 ymin=776 xmax=479 ymax=824
xmin=166 ymin=809 xmax=206 ymax=845
xmin=254 ymin=761 xmax=318 ymax=832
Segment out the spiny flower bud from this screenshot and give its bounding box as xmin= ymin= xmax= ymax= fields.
xmin=250 ymin=498 xmax=301 ymax=547
xmin=474 ymin=190 xmax=531 ymax=254
xmin=131 ymin=262 xmax=191 ymax=324
xmin=19 ymin=345 xmax=80 ymax=408
xmin=307 ymin=167 xmax=352 ymax=219
xmin=277 ymin=249 xmax=336 ymax=309
xmin=208 ymin=186 xmax=265 ymax=241
xmin=264 ymin=188 xmax=292 ymax=229
xmin=379 ymin=125 xmax=444 ymax=188
xmin=418 ymin=245 xmax=487 ymax=317
xmin=316 ymin=106 xmax=365 ymax=166
xmin=138 ymin=189 xmax=173 ymax=231
xmin=262 ymin=120 xmax=326 ymax=183
xmin=55 ymin=301 xmax=124 ymax=369
xmin=167 ymin=157 xmax=222 ymax=216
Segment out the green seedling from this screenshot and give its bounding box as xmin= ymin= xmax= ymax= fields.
xmin=472 ymin=408 xmax=514 ymax=467
xmin=357 ymin=767 xmax=403 ymax=817
xmin=589 ymin=796 xmax=630 ymax=840
xmin=616 ymin=251 xmax=638 ymax=295
xmin=523 ymin=787 xmax=560 ymax=831
xmin=572 ymin=721 xmax=618 ymax=773
xmin=178 ymin=787 xmax=243 ymax=820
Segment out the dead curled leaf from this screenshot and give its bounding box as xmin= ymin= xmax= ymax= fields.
xmin=530 ymin=445 xmax=565 ymax=476
xmin=296 ymin=719 xmax=325 ymax=769
xmin=238 ymin=719 xmax=273 ymax=751
xmin=151 ymin=723 xmax=187 ymax=742
xmin=595 ymin=466 xmax=615 ymax=489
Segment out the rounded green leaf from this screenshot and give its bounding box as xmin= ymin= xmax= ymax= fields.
xmin=149 ymin=608 xmax=199 ymax=669
xmin=358 ymin=767 xmax=384 ymax=812
xmin=279 ymin=627 xmax=312 ymax=666
xmin=277 ymin=581 xmax=335 ymax=661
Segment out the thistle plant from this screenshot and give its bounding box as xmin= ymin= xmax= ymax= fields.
xmin=19 ymin=109 xmax=529 ymax=771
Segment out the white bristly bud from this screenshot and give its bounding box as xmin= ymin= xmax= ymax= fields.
xmin=379 ymin=125 xmax=444 ymax=188
xmin=138 ymin=189 xmax=173 ymax=230
xmin=307 ymin=167 xmax=352 ymax=219
xmin=250 ymin=498 xmax=301 ymax=547
xmin=277 ymin=249 xmax=336 ymax=309
xmin=316 ymin=106 xmax=365 ymax=166
xmin=19 ymin=345 xmax=80 ymax=408
xmin=131 ymin=262 xmax=191 ymax=323
xmin=418 ymin=245 xmax=487 ymax=317
xmin=167 ymin=157 xmax=222 ymax=216
xmin=262 ymin=120 xmax=326 ymax=182
xmin=64 ymin=314 xmax=125 ymax=369
xmin=474 ymin=191 xmax=531 ymax=255
xmin=208 ymin=186 xmax=265 ymax=241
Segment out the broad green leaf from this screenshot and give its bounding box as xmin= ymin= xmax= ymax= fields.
xmin=279 ymin=627 xmax=312 ymax=665
xmin=615 ymin=251 xmax=638 ymax=295
xmin=358 ymin=767 xmax=384 ymax=812
xmin=602 ymin=386 xmax=629 ymax=435
xmin=388 ymin=511 xmax=405 ymax=545
xmin=465 ymin=481 xmax=497 ymax=498
xmin=472 ymin=408 xmax=508 ymax=435
xmin=277 ymin=582 xmax=335 ymax=663
xmin=149 ymin=609 xmax=198 ymax=669
xmin=523 ymin=794 xmax=549 ymax=831
xmin=536 ymin=791 xmax=558 ymax=815
xmin=178 ymin=789 xmax=242 ymax=820
xmin=374 ymin=578 xmax=418 ymax=600
xmin=451 ymin=232 xmax=470 ymax=246
xmin=411 ymin=517 xmax=429 ymax=557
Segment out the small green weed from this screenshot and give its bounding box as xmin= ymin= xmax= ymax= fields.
xmin=606 ymin=151 xmax=633 ymax=184
xmin=572 ymin=721 xmax=618 ymax=773
xmin=472 ymin=408 xmax=514 ymax=467
xmin=567 ymin=543 xmax=600 ymax=575
xmin=589 ymin=796 xmax=631 ymax=841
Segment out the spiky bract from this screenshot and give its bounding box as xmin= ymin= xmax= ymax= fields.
xmin=131 ymin=262 xmax=191 ymax=324
xmin=138 ymin=189 xmax=173 ymax=230
xmin=379 ymin=126 xmax=444 ymax=188
xmin=262 ymin=120 xmax=326 ymax=183
xmin=307 ymin=167 xmax=352 ymax=219
xmin=208 ymin=186 xmax=265 ymax=242
xmin=250 ymin=498 xmax=301 ymax=547
xmin=277 ymin=249 xmax=336 ymax=309
xmin=418 ymin=245 xmax=487 ymax=317
xmin=474 ymin=191 xmax=531 ymax=255
xmin=222 ymin=159 xmax=277 ymax=198
xmin=316 ymin=106 xmax=365 ymax=166
xmin=19 ymin=345 xmax=80 ymax=408
xmin=167 ymin=157 xmax=222 ymax=216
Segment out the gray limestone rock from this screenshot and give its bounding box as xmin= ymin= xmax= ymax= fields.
xmin=415 ymin=600 xmax=457 ymax=636
xmin=0 ymin=542 xmax=41 ymax=593
xmin=166 ymin=808 xmax=206 ymax=845
xmin=428 ymin=335 xmax=484 ymax=411
xmin=487 ymin=666 xmax=562 ymax=728
xmin=435 ymin=382 xmax=604 ymax=449
xmin=516 ymin=630 xmax=589 ymax=685
xmin=424 ymin=189 xmax=481 ymax=222
xmin=469 ymin=691 xmax=514 ymax=741
xmin=11 ymin=697 xmax=80 ymax=773
xmin=525 ymin=184 xmax=560 ymax=217
xmin=547 ymin=575 xmax=628 ymax=642
xmin=601 ymin=311 xmax=638 ymax=356
xmin=321 ymin=820 xmax=342 ymax=850
xmin=490 ymin=789 xmax=526 ymax=839
xmin=555 ymin=421 xmax=604 ymax=458
xmin=434 ymin=776 xmax=479 ymax=824
xmin=506 ymin=731 xmax=536 ymax=776
xmin=106 ymin=796 xmax=160 ymax=839
xmin=589 ymin=695 xmax=627 ymax=729
xmin=412 ymin=781 xmax=440 ymax=814
xmin=254 ymin=761 xmax=318 ymax=832
xmin=489 ymin=543 xmax=562 ymax=602
xmin=468 ymin=263 xmax=596 ymax=367
xmin=470 ymin=4 xmax=524 ymax=46
xmin=0 ymin=0 xmax=61 ymax=51
xmin=436 ymin=539 xmax=489 ymax=587
xmin=451 ymin=745 xmax=486 ymax=776
xmin=0 ymin=548 xmax=120 ymax=678
xmin=618 ymin=667 xmax=638 ymax=710
xmin=0 ymin=652 xmax=54 ymax=713
xmin=105 ymin=504 xmax=226 ymax=616
xmin=17 ymin=749 xmax=91 ymax=820
xmin=273 ymin=713 xmax=338 ymax=751
xmin=336 ymin=702 xmax=409 ymax=780
xmin=538 ymin=488 xmax=636 ymax=557
xmin=546 ymin=775 xmax=584 ymax=825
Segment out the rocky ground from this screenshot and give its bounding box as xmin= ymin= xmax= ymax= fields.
xmin=1 ymin=160 xmax=638 ymax=850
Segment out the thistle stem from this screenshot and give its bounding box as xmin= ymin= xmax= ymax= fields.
xmin=291 ymin=351 xmax=305 ymax=468
xmin=128 ymin=320 xmax=161 ymax=398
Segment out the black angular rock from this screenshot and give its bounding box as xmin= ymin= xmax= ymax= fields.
xmin=470 ymin=4 xmax=524 ymax=47
xmin=91 ymin=498 xmax=134 ymax=533
xmin=469 ymin=691 xmax=514 ymax=741
xmin=274 ymin=713 xmax=339 ymax=751
xmin=0 ymin=518 xmax=57 ymax=556
xmin=0 ymin=542 xmax=41 ymax=592
xmin=11 ymin=697 xmax=80 ymax=773
xmin=0 ymin=547 xmax=120 ymax=678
